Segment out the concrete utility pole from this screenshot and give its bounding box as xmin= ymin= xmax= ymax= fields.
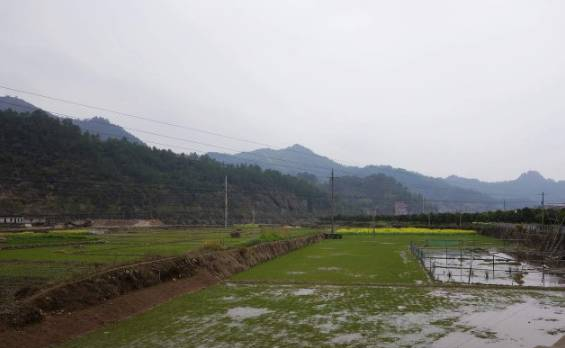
xmin=372 ymin=207 xmax=377 ymax=234
xmin=503 ymin=200 xmax=506 ymax=211
xmin=224 ymin=176 xmax=228 ymax=229
xmin=331 ymin=169 xmax=335 ymax=234
xmin=541 ymin=192 xmax=545 ymax=226
xmin=422 ymin=196 xmax=425 ymax=214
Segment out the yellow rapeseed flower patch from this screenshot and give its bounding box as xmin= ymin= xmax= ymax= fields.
xmin=336 ymin=227 xmax=474 ymax=234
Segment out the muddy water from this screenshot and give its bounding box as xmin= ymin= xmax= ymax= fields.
xmin=433 ymin=298 xmax=565 ymax=348
xmin=422 ymin=249 xmax=565 ymax=287
xmin=226 ymin=307 xmax=271 ymax=320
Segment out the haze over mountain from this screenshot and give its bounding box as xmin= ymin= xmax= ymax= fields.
xmin=3 ymin=1 xmax=565 ymax=181
xmin=3 ymin=97 xmax=560 ymax=213
xmin=0 ymin=96 xmax=143 ymax=144
xmin=0 ymin=108 xmax=427 ymax=220
xmin=211 ymin=145 xmax=565 ymax=211
xmin=445 ymin=171 xmax=565 ymax=205
xmin=209 ymin=145 xmax=500 ymax=212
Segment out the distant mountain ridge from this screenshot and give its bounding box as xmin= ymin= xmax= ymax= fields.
xmin=210 ymin=144 xmax=565 ymax=211
xmin=209 ymin=145 xmax=499 ymax=212
xmin=0 ymin=96 xmax=143 ymax=144
xmin=71 ymin=116 xmax=144 ymax=144
xmin=445 ymin=171 xmax=565 ymax=205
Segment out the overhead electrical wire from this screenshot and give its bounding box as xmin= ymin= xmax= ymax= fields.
xmin=0 ymin=98 xmax=356 ymax=176
xmin=0 ymin=84 xmax=360 ymax=168
xmin=0 ymin=87 xmax=547 ymax=209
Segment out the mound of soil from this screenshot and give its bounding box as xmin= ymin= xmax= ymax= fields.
xmin=0 ymin=271 xmax=217 ymax=348
xmin=91 ymin=219 xmax=163 ymax=228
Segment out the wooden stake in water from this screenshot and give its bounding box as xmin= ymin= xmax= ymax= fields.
xmin=468 ymin=249 xmax=473 ymax=284
xmin=445 ymin=247 xmax=448 ymax=268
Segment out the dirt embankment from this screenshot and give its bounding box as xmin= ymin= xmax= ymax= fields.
xmin=1 ymin=234 xmax=323 ymax=330
xmin=91 ymin=219 xmax=163 ymax=228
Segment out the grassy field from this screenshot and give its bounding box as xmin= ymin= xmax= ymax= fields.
xmin=337 ymin=227 xmax=475 ymax=235
xmin=59 ymin=232 xmax=565 ymax=348
xmin=232 ymin=234 xmax=490 ymax=285
xmin=0 ymin=225 xmax=320 ymax=307
xmin=232 ymin=235 xmax=428 ymax=284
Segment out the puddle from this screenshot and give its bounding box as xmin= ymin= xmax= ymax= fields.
xmin=318 ymin=267 xmax=342 ymax=271
xmin=222 ymin=296 xmax=239 ymax=301
xmin=429 ymin=289 xmax=478 ymax=301
xmin=293 ymin=288 xmax=315 ymax=296
xmin=329 ymin=333 xmax=363 ymax=344
xmin=433 ymin=298 xmax=565 ymax=348
xmin=316 ymin=321 xmax=340 ymax=333
xmin=226 ymin=307 xmax=272 ymax=320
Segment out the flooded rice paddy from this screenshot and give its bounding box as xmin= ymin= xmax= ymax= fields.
xmin=421 ymin=249 xmax=565 ymax=287
xmin=61 ymin=283 xmax=565 ymax=348
xmin=61 ymin=235 xmax=565 ymax=348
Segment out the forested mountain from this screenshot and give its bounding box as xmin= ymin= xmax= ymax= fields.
xmin=0 ymin=110 xmax=424 ymax=222
xmin=0 ymin=109 xmax=327 ymax=224
xmin=446 ymin=171 xmax=565 ymax=206
xmin=210 ymin=144 xmax=340 ymax=178
xmin=295 ymin=172 xmax=422 ymax=215
xmin=331 ymin=175 xmax=422 ymax=215
xmin=209 ymin=145 xmax=498 ymax=212
xmin=0 ymin=96 xmax=143 ymax=144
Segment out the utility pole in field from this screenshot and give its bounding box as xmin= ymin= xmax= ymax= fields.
xmin=422 ymin=196 xmax=425 ymax=214
xmin=372 ymin=207 xmax=377 ymax=234
xmin=503 ymin=199 xmax=506 ymax=211
xmin=541 ymin=192 xmax=545 ymax=226
xmin=224 ymin=176 xmax=228 ymax=229
xmin=331 ymin=169 xmax=335 ymax=234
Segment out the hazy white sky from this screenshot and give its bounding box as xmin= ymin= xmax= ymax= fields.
xmin=1 ymin=0 xmax=564 ymax=181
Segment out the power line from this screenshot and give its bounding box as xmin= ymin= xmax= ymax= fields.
xmin=0 ymin=172 xmax=547 ymax=207
xmin=0 ymin=94 xmax=556 ymax=211
xmin=0 ymin=99 xmax=356 ymax=176
xmin=0 ymin=84 xmax=361 ymax=168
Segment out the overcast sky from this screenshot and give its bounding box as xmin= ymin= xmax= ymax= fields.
xmin=1 ymin=0 xmax=564 ymax=181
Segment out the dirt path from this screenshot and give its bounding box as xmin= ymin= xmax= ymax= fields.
xmin=0 ymin=271 xmax=218 ymax=348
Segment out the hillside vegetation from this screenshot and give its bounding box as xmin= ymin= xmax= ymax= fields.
xmin=0 ymin=109 xmax=327 ymax=223
xmin=0 ymin=109 xmax=425 ymax=222
xmin=209 ymin=144 xmax=497 ymax=212
xmin=0 ymin=96 xmax=143 ymax=144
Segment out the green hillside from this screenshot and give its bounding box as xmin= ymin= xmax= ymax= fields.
xmin=0 ymin=109 xmax=423 ymax=223
xmin=0 ymin=109 xmax=327 ymax=224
